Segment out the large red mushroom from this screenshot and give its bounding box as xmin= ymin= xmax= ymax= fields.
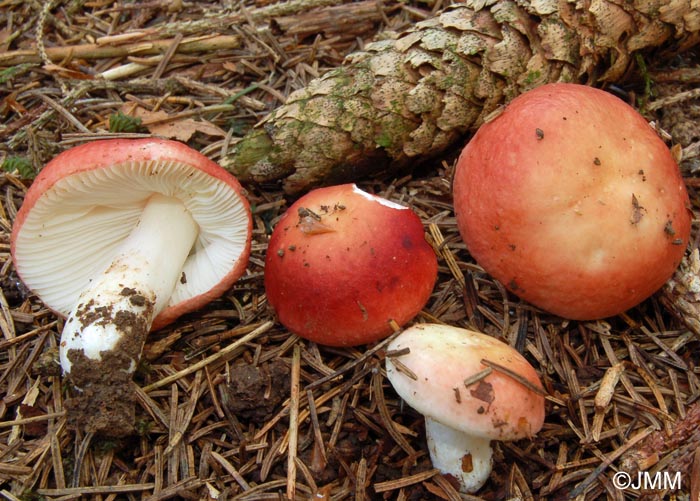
xmin=265 ymin=183 xmax=437 ymax=346
xmin=453 ymin=83 xmax=691 ymax=320
xmin=11 ymin=138 xmax=252 ymax=435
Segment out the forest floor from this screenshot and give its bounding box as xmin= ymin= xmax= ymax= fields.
xmin=1 ymin=1 xmax=700 ymax=500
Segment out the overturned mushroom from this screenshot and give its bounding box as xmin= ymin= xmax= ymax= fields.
xmin=385 ymin=323 xmax=545 ymax=493
xmin=11 ymin=138 xmax=252 ymax=436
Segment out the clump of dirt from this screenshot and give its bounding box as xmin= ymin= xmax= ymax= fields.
xmin=221 ymin=358 xmax=290 ymax=422
xmin=65 ymin=305 xmax=152 ymax=437
xmin=65 ymin=347 xmax=139 ymax=437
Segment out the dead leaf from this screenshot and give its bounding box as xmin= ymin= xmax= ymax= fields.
xmin=121 ymin=105 xmax=227 ymax=141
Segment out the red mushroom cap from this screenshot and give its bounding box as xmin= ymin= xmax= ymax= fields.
xmin=264 ymin=184 xmax=437 ymax=346
xmin=11 ymin=138 xmax=252 ymax=329
xmin=453 ymin=83 xmax=691 ymax=320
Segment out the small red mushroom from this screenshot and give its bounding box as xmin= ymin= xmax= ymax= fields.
xmin=264 ymin=183 xmax=437 ymax=346
xmin=453 ymin=83 xmax=691 ymax=320
xmin=11 ymin=138 xmax=252 ymax=435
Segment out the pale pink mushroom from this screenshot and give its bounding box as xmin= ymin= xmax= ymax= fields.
xmin=385 ymin=323 xmax=545 ymax=493
xmin=11 ymin=138 xmax=252 ymax=435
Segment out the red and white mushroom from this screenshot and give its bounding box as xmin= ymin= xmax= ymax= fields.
xmin=385 ymin=323 xmax=545 ymax=493
xmin=11 ymin=138 xmax=252 ymax=435
xmin=264 ymin=183 xmax=437 ymax=346
xmin=453 ymin=83 xmax=691 ymax=320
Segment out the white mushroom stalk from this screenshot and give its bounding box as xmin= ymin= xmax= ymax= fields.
xmin=425 ymin=417 xmax=493 ymax=493
xmin=60 ymin=193 xmax=198 ymax=375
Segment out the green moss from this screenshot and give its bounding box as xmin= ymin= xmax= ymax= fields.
xmin=389 ymin=98 xmax=403 ymax=114
xmin=108 ymin=111 xmax=145 ymax=133
xmin=0 ymin=64 xmax=32 ymax=84
xmin=375 ymin=131 xmax=393 ymax=148
xmin=524 ymin=70 xmax=542 ymax=85
xmin=635 ymin=53 xmax=655 ymax=104
xmin=1 ymin=156 xmax=34 ymax=178
xmin=230 ymin=129 xmax=275 ymax=174
xmin=374 ymin=114 xmax=414 ymax=152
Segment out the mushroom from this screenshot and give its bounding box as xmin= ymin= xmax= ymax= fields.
xmin=385 ymin=323 xmax=545 ymax=493
xmin=264 ymin=183 xmax=437 ymax=346
xmin=11 ymin=138 xmax=252 ymax=435
xmin=453 ymin=82 xmax=691 ymax=320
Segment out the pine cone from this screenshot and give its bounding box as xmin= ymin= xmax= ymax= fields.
xmin=223 ymin=0 xmax=700 ymax=193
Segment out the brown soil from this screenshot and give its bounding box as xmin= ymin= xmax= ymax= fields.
xmin=64 ymin=294 xmax=153 ymax=436
xmin=222 ymin=358 xmax=291 ymax=422
xmin=64 ymin=348 xmax=139 ymax=437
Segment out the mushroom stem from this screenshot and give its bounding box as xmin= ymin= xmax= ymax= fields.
xmin=59 ymin=193 xmax=197 ymax=435
xmin=425 ymin=416 xmax=493 ymax=493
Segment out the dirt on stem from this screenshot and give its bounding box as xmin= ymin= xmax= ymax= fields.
xmin=64 ymin=306 xmax=151 ymax=437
